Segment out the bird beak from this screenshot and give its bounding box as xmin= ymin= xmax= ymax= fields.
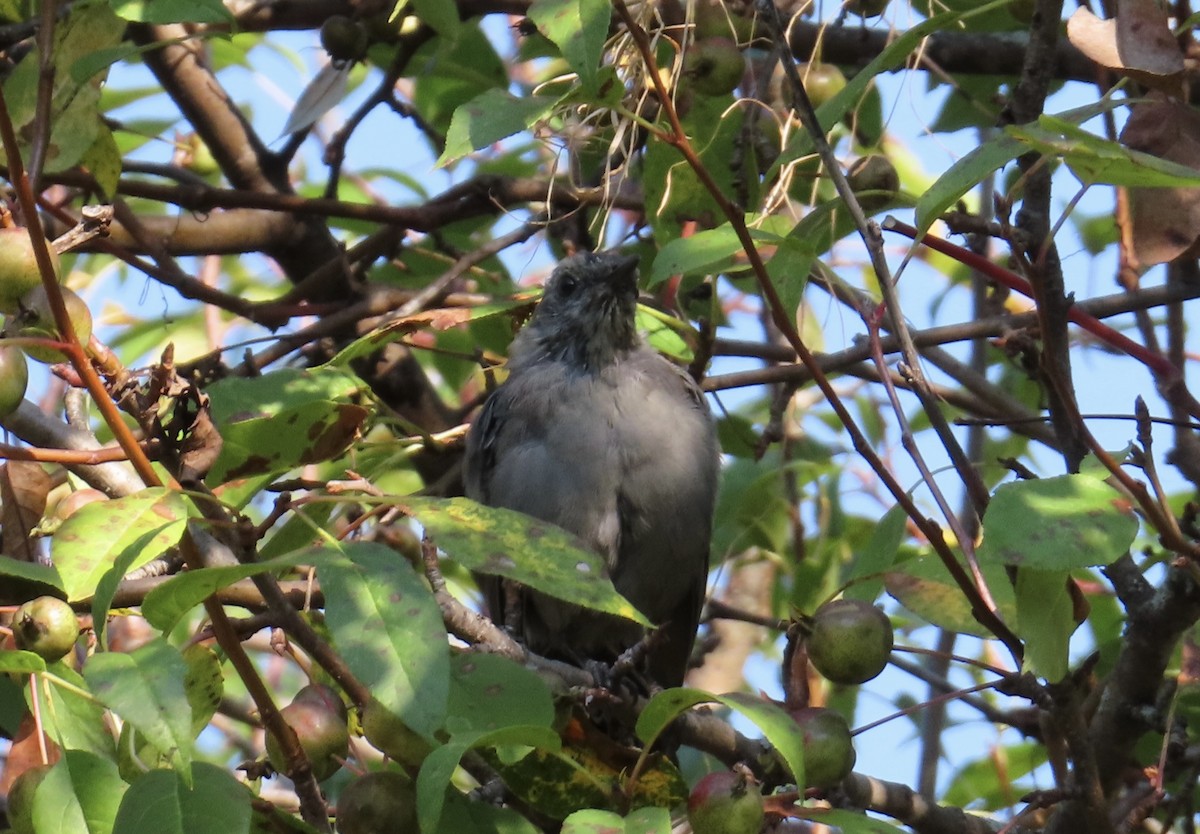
xmin=605 ymin=252 xmax=640 ymax=296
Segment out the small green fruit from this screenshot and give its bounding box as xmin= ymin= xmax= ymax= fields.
xmin=16 ymin=284 xmax=93 ymax=364
xmin=266 ymin=690 xmax=350 ymax=781
xmin=0 ymin=228 xmax=58 ymax=315
xmin=12 ymin=596 xmax=79 ymax=661
xmin=320 ymin=15 xmax=369 ymax=63
xmin=846 ymin=154 xmax=900 ymax=211
xmin=293 ymin=683 xmax=348 ymax=720
xmin=693 ymin=0 xmax=755 ymax=42
xmin=53 ymin=488 xmax=108 ymax=521
xmin=361 ymin=698 xmax=432 ymax=766
xmin=791 ymin=707 xmax=856 ymax=789
xmin=808 ymin=598 xmax=894 ymax=685
xmin=336 ymin=770 xmax=418 ymax=834
xmin=683 ymin=37 xmax=745 ymax=98
xmin=687 ymin=770 xmax=764 ymax=834
xmin=847 ymin=0 xmax=889 ymax=17
xmin=799 ymin=63 xmax=847 ymax=108
xmin=0 ymin=343 xmax=28 ymax=418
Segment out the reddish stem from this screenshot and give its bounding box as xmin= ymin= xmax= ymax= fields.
xmin=882 ymin=218 xmax=1180 ymax=382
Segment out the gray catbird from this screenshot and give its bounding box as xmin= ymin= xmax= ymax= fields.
xmin=464 ymin=250 xmax=719 ymax=687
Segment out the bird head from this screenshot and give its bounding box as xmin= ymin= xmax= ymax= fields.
xmin=521 ymin=250 xmax=642 ymax=370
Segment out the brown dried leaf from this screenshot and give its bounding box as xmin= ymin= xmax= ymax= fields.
xmin=1181 ymin=632 xmax=1200 ymax=686
xmin=425 ymin=307 xmax=473 ymax=331
xmin=177 ymin=406 xmax=224 ymax=483
xmin=1067 ymin=3 xmax=1183 ymax=90
xmin=0 ymin=712 xmax=60 ymax=794
xmin=1067 ymin=10 xmax=1122 ymax=70
xmin=1120 ymin=101 xmax=1200 ymax=265
xmin=0 ymin=462 xmax=51 ymax=561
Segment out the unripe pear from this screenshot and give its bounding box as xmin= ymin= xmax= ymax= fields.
xmin=0 ymin=227 xmax=58 ymax=314
xmin=266 ymin=685 xmax=350 ymax=781
xmin=16 ymin=284 xmax=92 ymax=364
xmin=791 ymin=707 xmax=856 ymax=788
xmin=12 ymin=596 xmax=79 ymax=661
xmin=847 ymin=0 xmax=889 ymax=17
xmin=683 ymin=37 xmax=745 ymax=97
xmin=336 ymin=770 xmax=418 ymax=834
xmin=808 ymin=598 xmax=894 ymax=685
xmin=0 ymin=343 xmax=28 ymax=417
xmin=688 ymin=770 xmax=764 ymax=834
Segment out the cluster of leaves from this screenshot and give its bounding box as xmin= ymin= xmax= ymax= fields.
xmin=0 ymin=0 xmax=1199 ymax=833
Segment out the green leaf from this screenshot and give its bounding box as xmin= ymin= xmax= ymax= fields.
xmin=528 ymin=0 xmax=611 ymax=87
xmin=943 ymin=741 xmax=1047 ymax=809
xmin=110 ymin=0 xmax=232 ymax=22
xmin=417 ymin=726 xmax=562 ymax=833
xmin=182 ymin=644 xmax=223 ymax=737
xmin=411 ymin=0 xmax=460 ymax=34
xmin=412 ymin=24 xmax=507 ymax=135
xmin=768 ymin=235 xmax=816 ymax=317
xmin=643 ymin=96 xmax=745 ymax=244
xmin=929 ymin=75 xmax=1006 ymax=134
xmin=653 ymin=226 xmax=750 ymax=285
xmin=651 ymin=218 xmax=795 ymax=285
xmin=792 ymin=808 xmax=907 ymax=833
xmin=29 ymin=665 xmax=116 ymax=758
xmin=624 ymin=807 xmax=673 ymax=834
xmin=636 ymin=689 xmax=805 ymax=787
xmin=711 ymin=455 xmax=792 ymax=556
xmin=2 ymin=2 xmax=125 ymax=173
xmin=437 ymin=88 xmax=559 ymax=167
xmin=51 ymin=487 xmax=188 ymax=603
xmin=561 ymin=807 xmax=673 ymax=834
xmin=910 ymin=0 xmax=1030 ymax=32
xmin=320 ymin=542 xmax=450 ymax=738
xmin=638 ymin=308 xmax=695 ymax=364
xmin=445 ymin=652 xmax=555 ymax=735
xmin=914 ymin=135 xmax=1024 ymax=233
xmin=403 ymin=496 xmax=648 ymax=624
xmin=257 ymin=502 xmax=335 ymax=560
xmin=84 ymin=638 xmax=194 ymax=783
xmin=90 ymin=509 xmax=190 ymax=646
xmin=978 ymin=474 xmax=1138 ymax=569
xmin=31 ymin=750 xmax=126 ymax=834
xmin=0 ymin=649 xmax=46 ymax=673
xmin=141 ymin=550 xmax=316 ymax=635
xmin=885 ymin=555 xmax=1016 ymax=638
xmin=0 ymin=555 xmax=63 ymax=591
xmin=70 ymin=45 xmax=143 ymax=85
xmin=205 ymin=366 xmax=369 ymax=484
xmin=437 ymin=791 xmax=541 ymax=834
xmin=112 ymin=763 xmax=252 ymax=834
xmin=327 ymin=298 xmax=527 ymax=367
xmin=1015 ymin=568 xmax=1074 ymax=682
xmin=79 ymin=126 xmax=122 ymax=199
xmin=843 ymin=503 xmax=907 ymax=602
xmin=1008 ymin=115 xmax=1200 ymax=187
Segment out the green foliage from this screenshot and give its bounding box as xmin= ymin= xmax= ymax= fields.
xmin=319 ymin=542 xmax=450 ymax=737
xmin=204 ymin=367 xmax=369 ymax=483
xmin=978 ymin=474 xmax=1139 ymax=570
xmin=403 ymin=497 xmax=649 ymax=623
